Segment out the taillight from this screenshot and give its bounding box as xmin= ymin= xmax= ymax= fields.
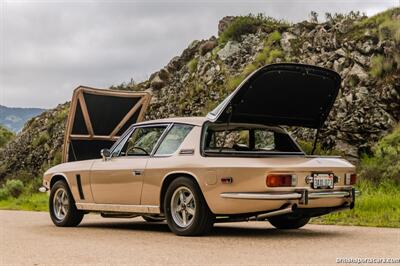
xmin=266 ymin=174 xmax=296 ymax=187
xmin=345 ymin=173 xmax=357 ymax=185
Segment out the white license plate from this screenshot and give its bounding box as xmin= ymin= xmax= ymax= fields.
xmin=313 ymin=173 xmax=334 ymax=189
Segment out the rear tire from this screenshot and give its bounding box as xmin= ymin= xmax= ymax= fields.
xmin=164 ymin=177 xmax=214 ymax=236
xmin=268 ymin=215 xmax=310 ymax=229
xmin=49 ymin=180 xmax=84 ymax=227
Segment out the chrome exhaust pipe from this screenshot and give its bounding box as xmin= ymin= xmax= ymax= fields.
xmin=256 ymin=204 xmax=297 ymax=220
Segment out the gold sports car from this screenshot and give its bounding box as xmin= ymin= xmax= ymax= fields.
xmin=41 ymin=63 xmax=360 ymax=236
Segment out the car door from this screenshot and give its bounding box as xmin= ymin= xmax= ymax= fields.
xmin=90 ymin=124 xmax=168 ymax=205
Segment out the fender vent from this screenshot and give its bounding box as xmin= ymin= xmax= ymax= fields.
xmin=76 ymin=174 xmax=85 ymax=200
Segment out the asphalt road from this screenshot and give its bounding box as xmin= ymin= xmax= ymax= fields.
xmin=1 ymin=210 xmax=399 ymax=265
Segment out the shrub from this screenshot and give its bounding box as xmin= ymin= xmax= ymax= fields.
xmin=4 ymin=179 xmax=24 ymax=198
xmin=268 ymin=31 xmax=281 ymax=43
xmin=359 ymin=125 xmax=400 ymax=184
xmin=378 ymin=19 xmax=400 ymax=43
xmin=297 ymin=140 xmax=343 ymax=156
xmin=187 ymin=58 xmax=198 ymax=73
xmin=219 ymin=15 xmax=263 ymax=45
xmin=370 ymin=55 xmax=393 ymax=78
xmin=0 ymin=125 xmax=15 ymax=148
xmin=32 ymin=131 xmax=49 ymax=147
xmin=0 ymin=188 xmax=9 ymax=200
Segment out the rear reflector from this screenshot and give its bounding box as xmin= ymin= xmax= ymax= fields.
xmin=266 ymin=174 xmax=294 ymax=187
xmin=345 ymin=173 xmax=357 ymax=185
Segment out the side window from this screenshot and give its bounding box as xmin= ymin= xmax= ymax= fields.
xmin=111 ymin=132 xmax=131 ymax=157
xmin=125 ymin=126 xmax=166 ymax=156
xmin=155 ymin=124 xmax=193 ymax=155
xmin=113 ymin=125 xmax=167 ymax=157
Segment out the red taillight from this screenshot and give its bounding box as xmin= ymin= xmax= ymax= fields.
xmin=345 ymin=173 xmax=357 ymax=185
xmin=266 ymin=174 xmax=293 ymax=187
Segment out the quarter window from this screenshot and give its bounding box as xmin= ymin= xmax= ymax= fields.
xmin=155 ymin=124 xmax=193 ymax=155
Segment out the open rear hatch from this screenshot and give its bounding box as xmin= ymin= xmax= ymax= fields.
xmin=207 ymin=63 xmax=341 ymax=128
xmin=63 ymin=86 xmax=151 ymax=162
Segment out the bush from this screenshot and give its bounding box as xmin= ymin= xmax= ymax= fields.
xmin=219 ymin=14 xmax=289 ymax=45
xmin=32 ymin=131 xmax=49 ymax=147
xmin=378 ymin=19 xmax=400 ymax=43
xmin=0 ymin=188 xmax=9 ymax=200
xmin=187 ymin=58 xmax=198 ymax=73
xmin=219 ymin=15 xmax=263 ymax=45
xmin=370 ymin=55 xmax=394 ymax=78
xmin=359 ymin=125 xmax=400 ymax=184
xmin=297 ymin=140 xmax=343 ymax=156
xmin=0 ymin=125 xmax=15 ymax=148
xmin=4 ymin=179 xmax=24 ymax=198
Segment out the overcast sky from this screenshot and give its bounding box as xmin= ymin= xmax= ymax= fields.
xmin=0 ymin=0 xmax=398 ymax=109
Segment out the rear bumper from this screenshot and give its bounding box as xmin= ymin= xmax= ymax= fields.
xmin=221 ymin=189 xmax=360 ymax=202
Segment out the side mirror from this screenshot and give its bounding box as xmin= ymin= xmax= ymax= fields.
xmin=100 ymin=148 xmax=111 ymax=161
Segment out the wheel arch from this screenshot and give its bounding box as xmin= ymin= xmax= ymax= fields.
xmin=159 ymin=171 xmax=204 ymax=214
xmin=49 ymin=173 xmax=70 ymax=189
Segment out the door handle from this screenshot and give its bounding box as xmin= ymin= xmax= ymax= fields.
xmin=132 ymin=169 xmax=144 ymax=176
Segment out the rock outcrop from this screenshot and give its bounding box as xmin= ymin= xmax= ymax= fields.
xmin=1 ymin=8 xmax=399 ymax=181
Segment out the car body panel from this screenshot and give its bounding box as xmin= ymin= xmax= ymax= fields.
xmin=90 ymin=157 xmax=148 ymax=205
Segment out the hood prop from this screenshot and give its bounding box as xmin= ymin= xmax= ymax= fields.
xmin=311 ymin=128 xmax=320 ymax=155
xmin=219 ymin=104 xmax=234 ymax=153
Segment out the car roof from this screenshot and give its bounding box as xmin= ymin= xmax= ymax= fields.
xmin=135 ymin=116 xmax=207 ymax=126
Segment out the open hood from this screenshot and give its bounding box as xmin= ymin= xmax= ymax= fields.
xmin=63 ymin=86 xmax=151 ymax=162
xmin=207 ymin=63 xmax=341 ymax=128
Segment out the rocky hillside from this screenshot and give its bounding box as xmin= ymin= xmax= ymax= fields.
xmin=0 ymin=8 xmax=399 ymax=183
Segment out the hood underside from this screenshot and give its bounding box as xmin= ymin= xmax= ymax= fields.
xmin=207 ymin=63 xmax=341 ymax=128
xmin=63 ymin=86 xmax=151 ymax=162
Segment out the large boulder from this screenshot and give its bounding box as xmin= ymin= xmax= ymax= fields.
xmin=217 ymin=41 xmax=241 ymax=61
xmin=218 ymin=16 xmax=235 ymax=36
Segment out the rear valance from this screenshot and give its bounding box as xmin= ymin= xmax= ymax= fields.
xmin=207 ymin=63 xmax=341 ymax=128
xmin=63 ymin=86 xmax=151 ymax=162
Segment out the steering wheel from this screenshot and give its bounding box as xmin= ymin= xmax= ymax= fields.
xmin=125 ymin=146 xmax=150 ymax=156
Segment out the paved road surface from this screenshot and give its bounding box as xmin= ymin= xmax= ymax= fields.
xmin=1 ymin=210 xmax=399 ymax=265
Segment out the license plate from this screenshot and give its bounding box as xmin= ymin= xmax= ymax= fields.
xmin=312 ymin=173 xmax=334 ymax=189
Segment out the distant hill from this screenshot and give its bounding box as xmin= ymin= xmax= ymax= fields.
xmin=0 ymin=105 xmax=46 ymax=132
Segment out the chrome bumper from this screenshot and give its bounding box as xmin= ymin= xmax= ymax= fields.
xmin=220 ymin=190 xmax=361 ymax=200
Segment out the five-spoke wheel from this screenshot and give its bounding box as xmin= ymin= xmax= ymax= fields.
xmin=53 ymin=187 xmax=70 ymax=220
xmin=164 ymin=177 xmax=214 ymax=236
xmin=49 ymin=180 xmax=84 ymax=227
xmin=171 ymin=186 xmax=196 ymax=227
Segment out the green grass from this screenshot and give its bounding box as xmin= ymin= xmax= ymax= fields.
xmin=311 ymin=180 xmax=400 ymax=228
xmin=0 ymin=193 xmax=48 ymax=211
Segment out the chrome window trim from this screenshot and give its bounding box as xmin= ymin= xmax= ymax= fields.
xmin=110 ymin=123 xmax=171 ymax=158
xmin=153 ymin=123 xmax=195 ymax=157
